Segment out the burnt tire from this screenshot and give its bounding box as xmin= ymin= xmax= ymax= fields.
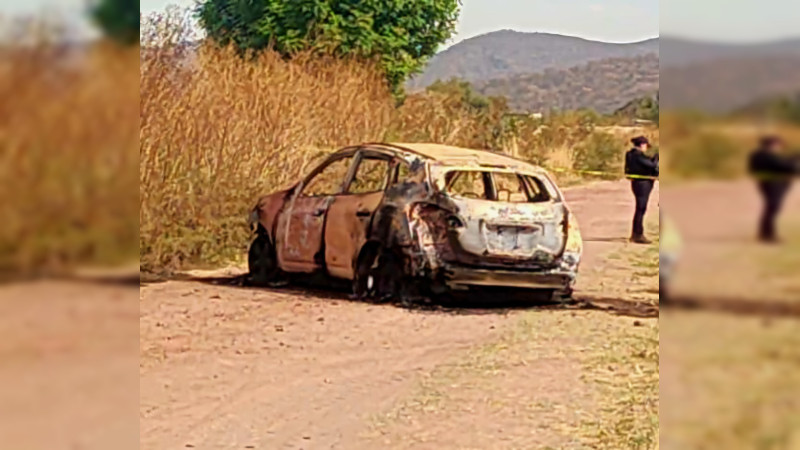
xmin=247 ymin=233 xmax=281 ymax=287
xmin=352 ymin=243 xmax=380 ymax=299
xmin=551 ymin=287 xmax=575 ymax=304
xmin=353 ymin=244 xmax=410 ymax=302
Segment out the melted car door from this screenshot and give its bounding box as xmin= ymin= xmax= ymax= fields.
xmin=324 ymin=151 xmax=393 ymax=279
xmin=277 ymin=153 xmax=356 ymax=273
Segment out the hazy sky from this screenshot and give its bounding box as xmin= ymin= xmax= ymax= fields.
xmin=2 ymin=0 xmax=799 ymax=45
xmin=138 ymin=0 xmax=659 ymax=45
xmin=661 ymin=0 xmax=800 ymax=43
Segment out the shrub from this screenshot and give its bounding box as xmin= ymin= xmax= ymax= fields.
xmin=667 ymin=132 xmax=744 ymax=179
xmin=572 ymin=132 xmax=625 ymax=179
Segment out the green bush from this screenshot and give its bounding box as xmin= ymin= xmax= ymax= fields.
xmin=572 ymin=132 xmax=624 ymax=179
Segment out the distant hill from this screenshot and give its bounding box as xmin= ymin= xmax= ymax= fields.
xmin=408 ymin=31 xmax=659 ymax=90
xmin=660 ymin=36 xmax=800 ymax=68
xmin=473 ymin=53 xmax=659 ymax=114
xmin=660 ymin=56 xmax=800 ymax=112
xmin=659 ymin=36 xmax=800 ymax=112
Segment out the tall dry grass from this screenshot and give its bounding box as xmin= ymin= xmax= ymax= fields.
xmin=0 ymin=23 xmax=139 ymax=277
xmin=140 ymin=39 xmax=397 ymax=271
xmin=389 ymin=91 xmax=508 ymax=149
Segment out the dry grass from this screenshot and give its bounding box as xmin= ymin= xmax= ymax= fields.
xmin=661 ymin=112 xmax=800 ymax=180
xmin=367 ymin=311 xmax=659 ymax=450
xmin=140 ymin=39 xmax=395 ymax=271
xmin=579 ymin=323 xmax=659 ymax=450
xmin=661 ymin=311 xmax=800 ymax=450
xmin=0 ymin=31 xmax=139 ymax=277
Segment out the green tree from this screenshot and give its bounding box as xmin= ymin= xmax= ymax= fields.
xmin=614 ymin=93 xmax=659 ymax=122
xmin=90 ymin=0 xmax=140 ymax=45
xmin=196 ymin=0 xmax=461 ymax=95
xmin=427 ymin=78 xmax=491 ymax=111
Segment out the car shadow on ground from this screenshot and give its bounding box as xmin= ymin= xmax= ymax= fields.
xmin=662 ymin=294 xmax=800 ymax=319
xmin=581 ymin=236 xmax=632 ymax=243
xmin=141 ymin=272 xmax=800 ymax=320
xmin=168 ymin=272 xmax=662 ymax=319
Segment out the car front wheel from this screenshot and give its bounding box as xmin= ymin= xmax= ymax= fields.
xmin=247 ymin=233 xmax=282 ymax=286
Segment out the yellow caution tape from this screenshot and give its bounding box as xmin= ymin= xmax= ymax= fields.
xmin=545 ymin=166 xmax=797 ymax=181
xmin=546 ymin=167 xmax=658 ymax=180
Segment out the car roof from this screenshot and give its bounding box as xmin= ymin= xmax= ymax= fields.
xmin=361 ymin=142 xmax=546 ymax=174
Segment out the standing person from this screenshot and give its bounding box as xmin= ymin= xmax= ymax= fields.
xmin=748 ymin=135 xmax=799 ymax=243
xmin=624 ymin=136 xmax=659 ymax=244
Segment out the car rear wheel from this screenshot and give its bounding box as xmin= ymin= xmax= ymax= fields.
xmin=353 ymin=243 xmax=412 ymax=303
xmin=247 ymin=233 xmax=282 ymax=287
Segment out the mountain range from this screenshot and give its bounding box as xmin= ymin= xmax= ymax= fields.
xmin=475 ymin=53 xmax=658 ymax=114
xmin=409 ymin=30 xmax=800 ymax=114
xmin=658 ymin=36 xmax=800 ymax=68
xmin=659 ymin=36 xmax=800 ymax=112
xmin=408 ymin=31 xmax=658 ymax=90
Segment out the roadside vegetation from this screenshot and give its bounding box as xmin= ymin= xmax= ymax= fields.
xmin=661 ymin=109 xmax=800 ymax=181
xmin=0 ymin=18 xmax=138 ymax=279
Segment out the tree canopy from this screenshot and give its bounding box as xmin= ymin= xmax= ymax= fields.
xmin=90 ymin=0 xmax=140 ymax=45
xmin=196 ymin=0 xmax=461 ymax=95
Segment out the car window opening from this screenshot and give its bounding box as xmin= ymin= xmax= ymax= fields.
xmin=445 ymin=171 xmax=552 ymax=203
xmin=348 ymin=156 xmax=391 ymax=194
xmin=301 ymin=156 xmax=353 ymax=197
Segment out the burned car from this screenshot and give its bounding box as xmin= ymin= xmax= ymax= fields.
xmin=247 ymin=143 xmax=583 ymax=301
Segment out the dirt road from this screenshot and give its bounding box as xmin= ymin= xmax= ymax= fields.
xmin=659 ymin=180 xmax=800 ymax=449
xmin=6 ymin=179 xmax=796 ymax=449
xmin=661 ymin=179 xmax=800 ymax=303
xmin=139 ymin=179 xmax=659 ymax=450
xmin=0 ymin=280 xmax=139 ymax=450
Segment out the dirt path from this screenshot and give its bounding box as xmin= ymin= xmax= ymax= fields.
xmin=0 ymin=280 xmax=139 ymax=450
xmin=139 ymin=179 xmax=659 ymax=450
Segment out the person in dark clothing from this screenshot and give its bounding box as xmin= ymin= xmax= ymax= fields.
xmin=748 ymin=135 xmax=799 ymax=243
xmin=624 ymin=136 xmax=659 ymax=244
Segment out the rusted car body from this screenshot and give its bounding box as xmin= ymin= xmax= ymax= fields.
xmin=247 ymin=143 xmax=583 ymax=301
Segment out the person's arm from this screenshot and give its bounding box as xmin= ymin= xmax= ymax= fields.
xmin=633 ymin=152 xmax=658 ymax=176
xmin=640 ymin=153 xmax=658 ymax=169
xmin=765 ymin=153 xmax=798 ymax=174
